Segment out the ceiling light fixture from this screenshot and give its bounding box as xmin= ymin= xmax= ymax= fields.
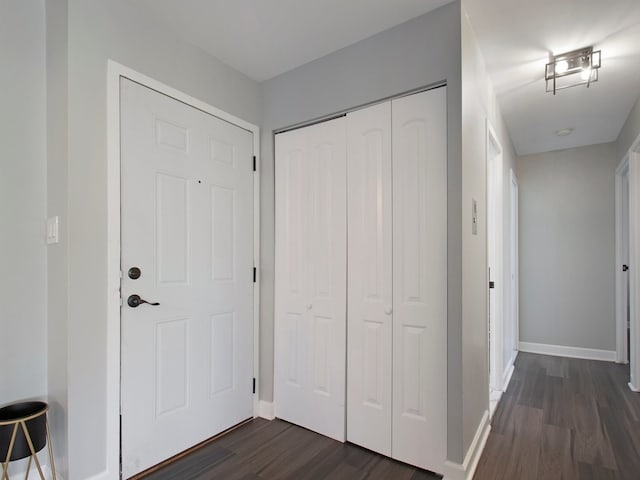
xmin=545 ymin=46 xmax=601 ymax=95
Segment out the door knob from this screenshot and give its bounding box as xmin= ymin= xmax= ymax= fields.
xmin=127 ymin=294 xmax=160 ymax=308
xmin=306 ymin=304 xmax=312 ymax=310
xmin=384 ymin=306 xmax=393 ymax=315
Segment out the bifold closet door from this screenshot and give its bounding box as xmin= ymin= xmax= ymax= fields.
xmin=392 ymin=87 xmax=447 ymax=470
xmin=346 ymin=101 xmax=393 ymax=456
xmin=274 ymin=117 xmax=347 ymax=442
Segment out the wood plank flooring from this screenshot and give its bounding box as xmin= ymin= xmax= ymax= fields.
xmin=474 ymin=352 xmax=640 ymax=480
xmin=139 ymin=418 xmax=441 ymax=479
xmin=138 ymin=352 xmax=640 ymax=479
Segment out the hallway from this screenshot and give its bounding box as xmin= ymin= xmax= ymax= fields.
xmin=474 ymin=353 xmax=640 ymax=479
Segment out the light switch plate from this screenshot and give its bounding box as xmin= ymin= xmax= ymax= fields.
xmin=46 ymin=216 xmax=59 ymax=244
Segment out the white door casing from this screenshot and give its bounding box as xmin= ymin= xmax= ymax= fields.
xmin=391 ymin=87 xmax=447 ymax=469
xmin=616 ymin=158 xmax=630 ymax=364
xmin=274 ymin=117 xmax=347 ymax=441
xmin=346 ymin=101 xmax=393 ymax=456
xmin=510 ymin=169 xmax=519 ymax=355
xmin=629 ymin=150 xmax=640 ymax=391
xmin=120 ymin=78 xmax=254 ymax=477
xmin=486 ymin=121 xmax=504 ymax=393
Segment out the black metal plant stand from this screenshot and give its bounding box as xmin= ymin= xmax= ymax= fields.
xmin=0 ymin=401 xmax=56 ymax=480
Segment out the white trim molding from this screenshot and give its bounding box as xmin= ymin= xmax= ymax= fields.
xmin=519 ymin=342 xmax=616 ymax=362
xmin=486 ymin=119 xmax=505 ymax=393
xmin=5 ymin=464 xmax=61 ymax=480
xmin=615 ymin=156 xmax=630 ymax=364
xmin=442 ymin=410 xmax=491 ymax=480
xmin=258 ymin=401 xmax=275 ymax=420
xmin=629 ymin=149 xmax=640 ymax=391
xmin=501 ymin=360 xmax=515 ymax=392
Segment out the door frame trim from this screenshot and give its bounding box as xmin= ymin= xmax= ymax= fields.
xmin=106 ymin=60 xmax=261 ymax=478
xmin=615 ymin=156 xmax=630 ymax=364
xmin=629 ymin=145 xmax=640 ymax=391
xmin=486 ymin=119 xmax=504 ymax=394
xmin=509 ymin=168 xmax=519 ymax=359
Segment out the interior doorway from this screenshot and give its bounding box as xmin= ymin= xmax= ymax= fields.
xmin=617 ymin=137 xmax=640 ymax=392
xmin=486 ymin=121 xmax=504 ymax=416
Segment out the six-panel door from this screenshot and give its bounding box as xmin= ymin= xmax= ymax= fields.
xmin=120 ymin=78 xmax=254 ymax=478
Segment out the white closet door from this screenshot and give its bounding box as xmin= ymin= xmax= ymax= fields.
xmin=274 ymin=117 xmax=347 ymax=441
xmin=391 ymin=87 xmax=447 ymax=469
xmin=346 ymin=102 xmax=393 ymax=455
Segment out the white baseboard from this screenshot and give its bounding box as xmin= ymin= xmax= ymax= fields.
xmin=8 ymin=464 xmax=62 ymax=480
xmin=501 ymin=361 xmax=515 ymax=391
xmin=629 ymin=382 xmax=640 ymax=393
xmin=519 ymin=342 xmax=616 ymax=362
xmin=442 ymin=409 xmax=491 ymax=480
xmin=258 ymin=400 xmax=275 ymax=420
xmin=86 ymin=469 xmax=114 ymax=480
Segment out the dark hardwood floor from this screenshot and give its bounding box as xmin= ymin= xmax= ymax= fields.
xmin=138 ymin=352 xmax=640 ymax=480
xmin=139 ymin=418 xmax=441 ymax=479
xmin=474 ymin=352 xmax=640 ymax=480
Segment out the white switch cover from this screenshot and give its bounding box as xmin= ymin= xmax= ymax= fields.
xmin=46 ymin=216 xmax=59 ymax=244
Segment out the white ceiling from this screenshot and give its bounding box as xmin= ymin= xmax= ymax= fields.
xmin=132 ymin=0 xmax=640 ymax=156
xmin=131 ymin=0 xmax=451 ymax=82
xmin=463 ymin=0 xmax=640 ymax=155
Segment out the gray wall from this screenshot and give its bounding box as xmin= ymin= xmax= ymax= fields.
xmin=517 ymin=143 xmax=617 ymax=351
xmin=617 ymin=94 xmax=640 ymax=159
xmin=261 ymin=2 xmax=466 ymax=463
xmin=64 ymin=1 xmax=261 ymax=477
xmin=46 ymin=0 xmax=70 ymax=476
xmin=0 ymin=0 xmax=47 ymax=406
xmin=461 ymin=8 xmax=518 ymax=452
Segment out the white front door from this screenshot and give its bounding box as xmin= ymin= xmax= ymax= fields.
xmin=274 ymin=117 xmax=347 ymax=441
xmin=120 ymin=78 xmax=254 ymax=478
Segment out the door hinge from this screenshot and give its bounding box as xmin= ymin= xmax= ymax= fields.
xmin=489 ymin=281 xmax=495 ymax=289
xmin=253 ymin=267 xmax=257 ymax=283
xmin=253 ymin=155 xmax=256 ymax=172
xmin=623 ymin=264 xmax=629 ymax=272
xmin=252 ymin=377 xmax=256 ymax=394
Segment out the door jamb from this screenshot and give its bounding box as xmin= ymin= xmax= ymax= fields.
xmin=486 ymin=120 xmax=504 ymax=394
xmin=629 ymin=144 xmax=640 ymax=391
xmin=509 ymin=169 xmax=519 ymax=358
xmin=615 ymin=156 xmax=630 ymax=364
xmin=106 ymin=60 xmax=261 ymax=478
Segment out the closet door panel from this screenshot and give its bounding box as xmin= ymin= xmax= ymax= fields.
xmin=274 ymin=117 xmax=347 ymax=442
xmin=346 ymin=102 xmax=393 ymax=455
xmin=391 ymin=87 xmax=447 ymax=470
xmin=275 ymin=127 xmax=310 ymax=419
